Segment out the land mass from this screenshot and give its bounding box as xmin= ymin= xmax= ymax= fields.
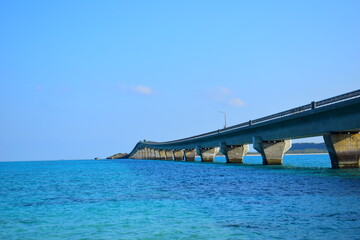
xmin=287 ymin=142 xmax=327 ymax=153
xmin=243 ymin=142 xmax=327 ymax=155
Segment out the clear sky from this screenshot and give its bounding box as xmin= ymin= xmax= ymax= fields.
xmin=1 ymin=1 xmax=359 ymax=161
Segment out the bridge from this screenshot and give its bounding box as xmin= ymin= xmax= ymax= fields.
xmin=127 ymin=90 xmax=360 ymax=168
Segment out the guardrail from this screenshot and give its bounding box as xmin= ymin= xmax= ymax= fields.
xmin=141 ymin=89 xmax=360 ymax=146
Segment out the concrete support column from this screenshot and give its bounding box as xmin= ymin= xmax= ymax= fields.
xmin=154 ymin=150 xmax=161 ymax=160
xmin=146 ymin=149 xmax=150 ymax=159
xmin=150 ymin=149 xmax=156 ymax=160
xmin=173 ymin=150 xmax=184 ymax=161
xmin=144 ymin=148 xmax=149 ymax=159
xmin=159 ymin=150 xmax=166 ymax=160
xmin=165 ymin=150 xmax=174 ymax=161
xmin=323 ymin=132 xmax=360 ymax=168
xmin=184 ymin=149 xmax=196 ymax=161
xmin=141 ymin=149 xmax=145 ymax=159
xmin=220 ymin=143 xmax=248 ymax=163
xmin=253 ymin=137 xmax=292 ymax=165
xmin=197 ymin=147 xmax=219 ymax=162
xmin=142 ymin=149 xmax=146 ymax=159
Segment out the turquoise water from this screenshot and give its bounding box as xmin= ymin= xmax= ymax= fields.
xmin=1 ymin=155 xmax=360 ymax=240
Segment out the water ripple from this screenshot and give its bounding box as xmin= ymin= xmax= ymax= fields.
xmin=1 ymin=158 xmax=360 ymax=240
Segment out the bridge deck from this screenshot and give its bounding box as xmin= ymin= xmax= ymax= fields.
xmin=128 ymin=90 xmax=360 ymax=168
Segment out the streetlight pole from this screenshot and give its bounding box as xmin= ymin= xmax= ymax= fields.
xmin=217 ymin=111 xmax=227 ymax=128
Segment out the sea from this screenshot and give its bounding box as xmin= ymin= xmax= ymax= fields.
xmin=1 ymin=155 xmax=360 ymax=240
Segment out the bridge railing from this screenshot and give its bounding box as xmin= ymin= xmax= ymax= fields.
xmin=252 ymin=104 xmax=312 ymax=125
xmin=140 ymin=89 xmax=360 ymax=146
xmin=316 ymin=89 xmax=360 ymax=107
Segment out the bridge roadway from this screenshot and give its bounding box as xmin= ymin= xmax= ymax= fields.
xmin=128 ymin=90 xmax=360 ymax=168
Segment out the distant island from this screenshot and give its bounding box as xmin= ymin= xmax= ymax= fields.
xmin=287 ymin=142 xmax=327 ymax=154
xmin=246 ymin=142 xmax=327 ymax=155
xmin=245 ymin=142 xmax=327 ymax=155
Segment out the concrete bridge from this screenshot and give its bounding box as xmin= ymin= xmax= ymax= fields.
xmin=128 ymin=90 xmax=360 ymax=168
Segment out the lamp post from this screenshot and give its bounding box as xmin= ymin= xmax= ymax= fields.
xmin=217 ymin=111 xmax=227 ymax=129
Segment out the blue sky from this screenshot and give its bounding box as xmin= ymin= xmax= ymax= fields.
xmin=1 ymin=1 xmax=359 ymax=161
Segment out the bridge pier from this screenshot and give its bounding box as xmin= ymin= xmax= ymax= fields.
xmin=253 ymin=138 xmax=292 ymax=165
xmin=173 ymin=150 xmax=184 ymax=161
xmin=184 ymin=149 xmax=196 ymax=161
xmin=159 ymin=150 xmax=166 ymax=160
xmin=145 ymin=148 xmax=150 ymax=159
xmin=197 ymin=147 xmax=219 ymax=162
xmin=165 ymin=150 xmax=174 ymax=160
xmin=142 ymin=148 xmax=146 ymax=159
xmin=150 ymin=149 xmax=156 ymax=160
xmin=220 ymin=143 xmax=248 ymax=163
xmin=154 ymin=150 xmax=161 ymax=160
xmin=323 ymin=132 xmax=360 ymax=168
xmin=139 ymin=149 xmax=144 ymax=159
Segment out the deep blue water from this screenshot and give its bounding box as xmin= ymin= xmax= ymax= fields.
xmin=1 ymin=155 xmax=360 ymax=240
